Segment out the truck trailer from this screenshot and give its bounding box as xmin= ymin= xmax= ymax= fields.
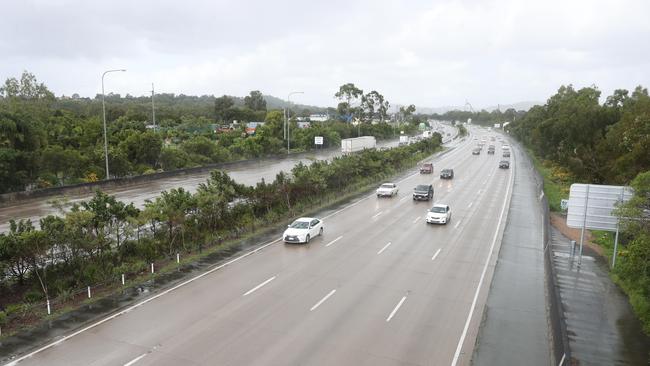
xmin=341 ymin=136 xmax=377 ymax=154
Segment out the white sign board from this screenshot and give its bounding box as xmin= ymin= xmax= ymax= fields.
xmin=566 ymin=184 xmax=633 ymax=231
xmin=314 ymin=136 xmax=324 ymax=145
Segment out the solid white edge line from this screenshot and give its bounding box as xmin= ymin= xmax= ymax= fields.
xmin=431 ymin=248 xmax=442 ymax=261
xmin=123 ymin=353 xmax=148 ymax=366
xmin=242 ymin=276 xmax=276 ymax=297
xmin=377 ymin=242 xmax=392 ymax=255
xmin=309 ymin=289 xmax=337 ymax=311
xmin=386 ymin=296 xmax=407 ymax=322
xmin=412 ymin=216 xmax=421 ymax=224
xmin=454 ymin=220 xmax=462 ymax=229
xmin=325 ymin=236 xmax=343 ymax=247
xmin=3 ymin=237 xmax=282 ymax=366
xmin=371 ymin=211 xmax=383 ymax=219
xmin=450 ymin=149 xmax=515 ymax=366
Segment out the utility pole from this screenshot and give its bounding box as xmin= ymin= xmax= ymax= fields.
xmin=151 ymin=83 xmax=156 ymax=131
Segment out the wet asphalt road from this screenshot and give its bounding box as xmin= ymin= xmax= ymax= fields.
xmin=0 ymin=132 xmax=452 ymax=233
xmin=3 ymin=127 xmax=515 ymax=366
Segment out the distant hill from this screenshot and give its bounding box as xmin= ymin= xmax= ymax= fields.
xmin=416 ymin=101 xmax=541 ymax=114
xmin=262 ymin=95 xmax=329 ymax=113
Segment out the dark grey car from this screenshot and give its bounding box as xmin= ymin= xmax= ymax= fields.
xmin=413 ymin=184 xmax=434 ymax=201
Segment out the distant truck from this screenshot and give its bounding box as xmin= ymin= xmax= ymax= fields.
xmin=422 ymin=130 xmax=433 ymax=138
xmin=341 ymin=136 xmax=376 ymax=154
xmin=398 ymin=135 xmax=409 ymax=146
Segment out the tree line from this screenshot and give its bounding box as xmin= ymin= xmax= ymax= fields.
xmin=508 ymin=84 xmax=650 ymax=334
xmin=0 ymin=72 xmax=419 ymax=194
xmin=0 ymin=135 xmax=442 ymax=332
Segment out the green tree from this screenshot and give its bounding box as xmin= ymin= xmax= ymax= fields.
xmin=335 ymin=83 xmax=364 ymax=117
xmin=214 ymin=95 xmax=234 ymax=123
xmin=244 ymin=90 xmax=267 ymax=111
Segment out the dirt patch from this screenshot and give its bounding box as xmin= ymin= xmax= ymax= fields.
xmin=550 ymin=212 xmax=605 ymax=257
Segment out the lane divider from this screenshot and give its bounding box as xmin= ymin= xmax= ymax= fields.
xmin=386 ymin=295 xmax=407 ymax=322
xmin=372 ymin=211 xmax=383 ymax=219
xmin=412 ymin=216 xmax=421 ymax=224
xmin=431 ymin=248 xmax=442 ymax=261
xmin=310 ymin=289 xmax=337 ymax=311
xmin=325 ymin=236 xmax=343 ymax=247
xmin=243 ymin=276 xmax=276 ymax=297
xmin=454 ymin=220 xmax=462 ymax=229
xmin=377 ymin=242 xmax=392 ymax=255
xmin=123 ymin=353 xmax=148 ymax=366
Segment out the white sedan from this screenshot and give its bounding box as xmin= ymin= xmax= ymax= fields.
xmin=426 ymin=204 xmax=452 ymax=224
xmin=376 ymin=183 xmax=399 ymax=197
xmin=283 ymin=217 xmax=324 ymax=243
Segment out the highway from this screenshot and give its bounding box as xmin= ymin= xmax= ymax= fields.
xmin=4 ymin=126 xmax=515 ymax=366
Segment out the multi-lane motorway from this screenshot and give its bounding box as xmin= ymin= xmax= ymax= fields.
xmin=4 ymin=127 xmax=515 ymax=366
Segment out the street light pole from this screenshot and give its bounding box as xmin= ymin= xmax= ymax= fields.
xmin=286 ymin=91 xmax=304 ymax=154
xmin=151 ymin=82 xmax=156 ymax=131
xmin=101 ymin=69 xmax=126 ymax=179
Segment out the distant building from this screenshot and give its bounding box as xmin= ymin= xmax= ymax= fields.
xmin=297 ymin=121 xmax=311 ymax=129
xmin=245 ymin=121 xmax=265 ymax=135
xmin=309 ymin=114 xmax=329 ymax=122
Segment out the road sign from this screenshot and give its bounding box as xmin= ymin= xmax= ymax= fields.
xmin=567 ymin=184 xmax=633 ymax=231
xmin=566 ymin=183 xmax=633 ymax=267
xmin=560 ymin=199 xmax=568 ymax=211
xmin=314 ymin=136 xmax=323 ymax=145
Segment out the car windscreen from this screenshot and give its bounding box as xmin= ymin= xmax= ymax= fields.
xmin=289 ymin=221 xmax=309 ymax=229
xmin=430 ymin=206 xmax=446 ymax=213
xmin=380 ymin=184 xmax=393 ymax=188
xmin=415 ymin=185 xmax=429 ymax=191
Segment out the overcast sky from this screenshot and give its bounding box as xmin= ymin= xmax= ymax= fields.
xmin=2 ymin=0 xmax=649 ymax=109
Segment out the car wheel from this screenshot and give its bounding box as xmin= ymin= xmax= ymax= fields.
xmin=305 ymin=234 xmax=310 ymax=243
xmin=319 ymin=227 xmax=323 ymax=236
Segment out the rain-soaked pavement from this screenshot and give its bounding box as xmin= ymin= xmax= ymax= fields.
xmin=0 ymin=223 xmax=286 ymax=363
xmin=471 ymin=141 xmax=551 ymax=365
xmin=0 ymin=132 xmax=464 ymax=364
xmin=551 ymin=227 xmax=650 ymax=365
